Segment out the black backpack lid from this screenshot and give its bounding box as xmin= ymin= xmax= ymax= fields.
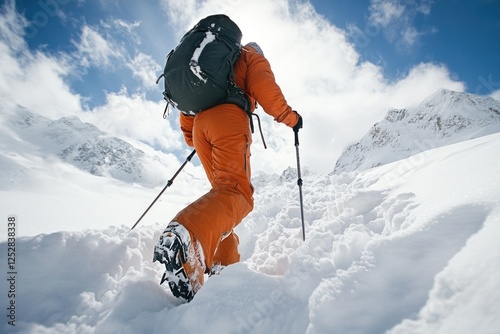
xmin=192 ymin=14 xmax=242 ymax=42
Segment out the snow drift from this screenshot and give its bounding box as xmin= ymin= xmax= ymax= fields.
xmin=1 ymin=131 xmax=500 ymax=333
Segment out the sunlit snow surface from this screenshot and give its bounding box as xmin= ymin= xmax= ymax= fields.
xmin=1 ymin=130 xmax=499 ymax=333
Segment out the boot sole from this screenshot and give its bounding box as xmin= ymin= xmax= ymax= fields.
xmin=153 ymin=232 xmax=195 ymax=301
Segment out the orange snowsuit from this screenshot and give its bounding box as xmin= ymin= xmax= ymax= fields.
xmin=173 ymin=43 xmax=299 ymax=270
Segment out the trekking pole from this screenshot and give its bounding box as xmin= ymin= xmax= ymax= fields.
xmin=294 ymin=127 xmax=306 ymax=241
xmin=130 ymin=149 xmax=196 ymax=231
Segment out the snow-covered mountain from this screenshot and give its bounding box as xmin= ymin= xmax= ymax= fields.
xmin=333 ymin=89 xmax=500 ymax=174
xmin=0 ymin=105 xmax=168 ymax=188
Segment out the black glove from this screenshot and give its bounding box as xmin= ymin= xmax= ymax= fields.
xmin=293 ymin=111 xmax=303 ymax=132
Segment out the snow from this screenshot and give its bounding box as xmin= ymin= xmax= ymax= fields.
xmin=1 ymin=128 xmax=500 ymax=333
xmin=334 ymin=89 xmax=500 ymax=174
xmin=1 ymin=88 xmax=500 ymax=333
xmin=190 ymin=31 xmax=216 ymax=83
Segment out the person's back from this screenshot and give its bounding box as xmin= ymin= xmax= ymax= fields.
xmin=154 ymin=15 xmax=302 ymax=302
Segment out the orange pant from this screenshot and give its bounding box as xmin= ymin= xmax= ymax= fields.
xmin=173 ymin=105 xmax=254 ymax=270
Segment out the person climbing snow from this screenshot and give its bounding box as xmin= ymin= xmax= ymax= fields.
xmin=153 ymin=14 xmax=303 ymax=301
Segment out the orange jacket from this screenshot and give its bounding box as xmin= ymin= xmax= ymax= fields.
xmin=180 ymin=43 xmax=298 ymax=146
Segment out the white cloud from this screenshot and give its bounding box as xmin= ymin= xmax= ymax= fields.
xmin=71 ymin=19 xmax=163 ymax=92
xmin=159 ymin=0 xmax=462 ymax=173
xmin=0 ymin=3 xmax=81 ymax=119
xmin=369 ymin=0 xmax=405 ymax=27
xmin=368 ymin=0 xmax=435 ymax=49
xmin=107 ymin=18 xmax=140 ymax=35
xmin=0 ymin=0 xmax=27 ymax=51
xmin=389 ymin=63 xmax=465 ymax=108
xmin=81 ymin=87 xmax=184 ymax=152
xmin=0 ymin=3 xmax=180 ymax=157
xmin=101 ymin=18 xmax=142 ymax=46
xmin=160 ymin=0 xmax=198 ymax=32
xmin=1 ymin=0 xmax=466 ymax=175
xmin=128 ymin=52 xmax=162 ymax=90
xmin=73 ymin=25 xmax=124 ymax=69
xmin=402 ymin=26 xmax=420 ymax=47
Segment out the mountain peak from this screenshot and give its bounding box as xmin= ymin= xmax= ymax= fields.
xmin=333 ymin=89 xmax=500 ymax=174
xmin=1 ymin=106 xmax=169 ymax=187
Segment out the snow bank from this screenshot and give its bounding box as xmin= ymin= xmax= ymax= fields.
xmin=1 ymin=133 xmax=499 ymax=333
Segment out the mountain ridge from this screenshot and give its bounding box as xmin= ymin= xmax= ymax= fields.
xmin=0 ymin=105 xmax=168 ymax=187
xmin=333 ymin=89 xmax=500 ymax=174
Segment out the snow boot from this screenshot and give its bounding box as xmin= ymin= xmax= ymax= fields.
xmin=153 ymin=221 xmax=205 ymax=301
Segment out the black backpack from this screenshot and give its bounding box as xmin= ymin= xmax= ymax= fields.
xmin=157 ymin=15 xmax=250 ymax=116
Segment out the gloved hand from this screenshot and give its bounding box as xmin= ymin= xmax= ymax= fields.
xmin=293 ymin=111 xmax=303 ymax=132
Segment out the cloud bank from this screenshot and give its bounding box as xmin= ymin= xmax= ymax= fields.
xmin=1 ymin=0 xmax=467 ymax=174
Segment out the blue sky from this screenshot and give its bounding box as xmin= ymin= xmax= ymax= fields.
xmin=314 ymin=0 xmax=500 ymax=94
xmin=13 ymin=0 xmax=177 ymax=106
xmin=1 ymin=0 xmax=499 ymax=173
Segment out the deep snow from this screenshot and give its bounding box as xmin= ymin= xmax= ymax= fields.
xmin=1 ymin=130 xmax=499 ymax=333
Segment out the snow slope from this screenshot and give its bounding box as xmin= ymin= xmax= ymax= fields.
xmin=0 ymin=103 xmax=209 ymax=238
xmin=1 ymin=131 xmax=499 ymax=333
xmin=333 ymin=89 xmax=500 ymax=174
xmin=0 ymin=104 xmax=172 ymax=188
